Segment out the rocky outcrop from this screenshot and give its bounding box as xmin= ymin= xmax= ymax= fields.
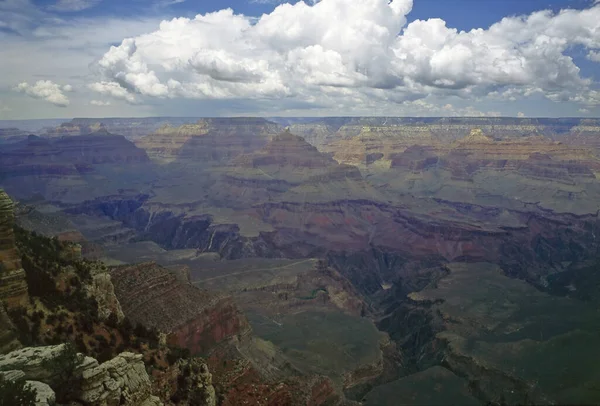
xmin=87 ymin=272 xmax=125 ymax=323
xmin=27 ymin=379 xmax=56 ymax=406
xmin=0 ymin=189 xmax=28 ymax=307
xmin=0 ymin=344 xmax=162 ymax=406
xmin=110 ymin=262 xmax=251 ymax=355
xmin=79 ymin=352 xmax=161 ymax=406
xmin=0 ymin=370 xmax=57 ymax=406
xmin=0 ymin=303 xmax=21 ymax=354
xmin=171 ymin=358 xmax=216 ymax=406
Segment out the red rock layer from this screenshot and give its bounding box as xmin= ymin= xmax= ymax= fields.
xmin=110 ymin=261 xmax=250 ymax=355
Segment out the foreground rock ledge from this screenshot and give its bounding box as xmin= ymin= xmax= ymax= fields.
xmin=0 ymin=344 xmax=163 ymax=406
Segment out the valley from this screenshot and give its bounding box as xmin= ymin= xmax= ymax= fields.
xmin=2 ymin=116 xmax=600 ymax=405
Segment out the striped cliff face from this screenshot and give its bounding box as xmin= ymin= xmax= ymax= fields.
xmin=0 ymin=190 xmax=28 ymax=307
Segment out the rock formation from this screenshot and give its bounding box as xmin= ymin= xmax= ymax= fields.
xmin=0 ymin=132 xmax=152 ymax=202
xmin=0 ymin=189 xmax=28 ymax=307
xmin=45 ymin=117 xmax=204 ymax=141
xmin=110 ymin=262 xmax=251 ymax=355
xmin=136 ymin=117 xmax=281 ymax=163
xmin=0 ymin=344 xmax=162 ymax=406
xmin=86 ymin=272 xmax=125 ymax=323
xmin=170 ymin=358 xmax=216 ymax=406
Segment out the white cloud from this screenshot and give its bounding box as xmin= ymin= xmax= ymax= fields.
xmin=90 ymin=100 xmax=111 ymax=106
xmin=13 ymin=80 xmax=71 ymax=106
xmin=49 ymin=0 xmax=100 ymax=12
xmin=2 ymin=0 xmax=600 ymax=118
xmin=89 ymin=0 xmax=600 ymax=111
xmin=588 ymin=50 xmax=600 ymax=62
xmin=518 ymin=112 xmax=526 ymax=118
xmin=88 ymin=81 xmax=138 ymax=103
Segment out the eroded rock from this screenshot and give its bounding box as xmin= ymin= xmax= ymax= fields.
xmin=0 ymin=189 xmax=29 ymax=307
xmin=0 ymin=345 xmax=162 ymax=406
xmin=86 ymin=272 xmax=125 ymax=323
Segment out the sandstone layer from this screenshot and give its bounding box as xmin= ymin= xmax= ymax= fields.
xmin=110 ymin=262 xmax=251 ymax=355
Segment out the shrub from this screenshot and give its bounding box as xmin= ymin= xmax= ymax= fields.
xmin=166 ymin=346 xmax=191 ymax=365
xmin=0 ymin=375 xmax=37 ymax=406
xmin=106 ymin=312 xmax=119 ymax=328
xmin=41 ymin=342 xmax=84 ymax=403
xmin=6 ymin=306 xmax=33 ymax=345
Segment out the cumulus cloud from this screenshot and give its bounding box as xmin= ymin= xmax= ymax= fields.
xmin=89 ymin=0 xmax=600 ymax=110
xmin=13 ymin=80 xmax=71 ymax=106
xmin=588 ymin=50 xmax=600 ymax=62
xmin=88 ymin=81 xmax=137 ymax=103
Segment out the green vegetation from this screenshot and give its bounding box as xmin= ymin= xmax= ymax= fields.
xmin=0 ymin=375 xmax=37 ymax=406
xmin=6 ymin=225 xmax=190 ymax=376
xmin=15 ymin=226 xmax=96 ymax=314
xmin=41 ymin=342 xmax=83 ymax=403
xmin=247 ymin=310 xmax=382 ymax=381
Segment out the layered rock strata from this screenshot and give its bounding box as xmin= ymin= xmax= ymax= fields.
xmin=110 ymin=262 xmax=251 ymax=355
xmin=136 ymin=117 xmax=281 ymax=163
xmin=0 ymin=189 xmax=28 ymax=307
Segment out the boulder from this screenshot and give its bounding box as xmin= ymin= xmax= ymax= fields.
xmin=26 ymin=380 xmax=56 ymax=406
xmin=0 ymin=345 xmax=162 ymax=406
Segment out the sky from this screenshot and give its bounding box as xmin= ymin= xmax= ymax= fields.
xmin=0 ymin=0 xmax=599 ymax=119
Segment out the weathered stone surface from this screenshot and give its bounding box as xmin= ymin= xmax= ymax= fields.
xmin=0 ymin=369 xmax=25 ymax=380
xmin=26 ymin=380 xmax=56 ymax=406
xmin=0 ymin=345 xmax=162 ymax=406
xmin=86 ymin=272 xmax=125 ymax=322
xmin=0 ymin=370 xmax=58 ymax=406
xmin=173 ymin=358 xmax=216 ymax=406
xmin=0 ymin=344 xmax=67 ymax=381
xmin=79 ymin=352 xmax=161 ymax=406
xmin=0 ymin=189 xmax=28 ymax=307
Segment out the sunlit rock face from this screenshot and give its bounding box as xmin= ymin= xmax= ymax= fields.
xmin=0 ymin=189 xmax=28 ymax=307
xmin=44 ymin=117 xmax=205 ymax=142
xmin=136 ymin=117 xmax=282 ymax=164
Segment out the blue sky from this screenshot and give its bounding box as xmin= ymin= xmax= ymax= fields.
xmin=1 ymin=0 xmax=599 ymax=119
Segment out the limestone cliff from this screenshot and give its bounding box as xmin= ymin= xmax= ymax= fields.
xmin=0 ymin=189 xmax=28 ymax=307
xmin=110 ymin=262 xmax=251 ymax=355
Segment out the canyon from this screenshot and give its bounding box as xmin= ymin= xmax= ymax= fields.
xmin=2 ymin=116 xmax=600 ymax=404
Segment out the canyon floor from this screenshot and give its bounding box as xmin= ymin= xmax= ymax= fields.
xmin=3 ymin=117 xmax=600 ymax=405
